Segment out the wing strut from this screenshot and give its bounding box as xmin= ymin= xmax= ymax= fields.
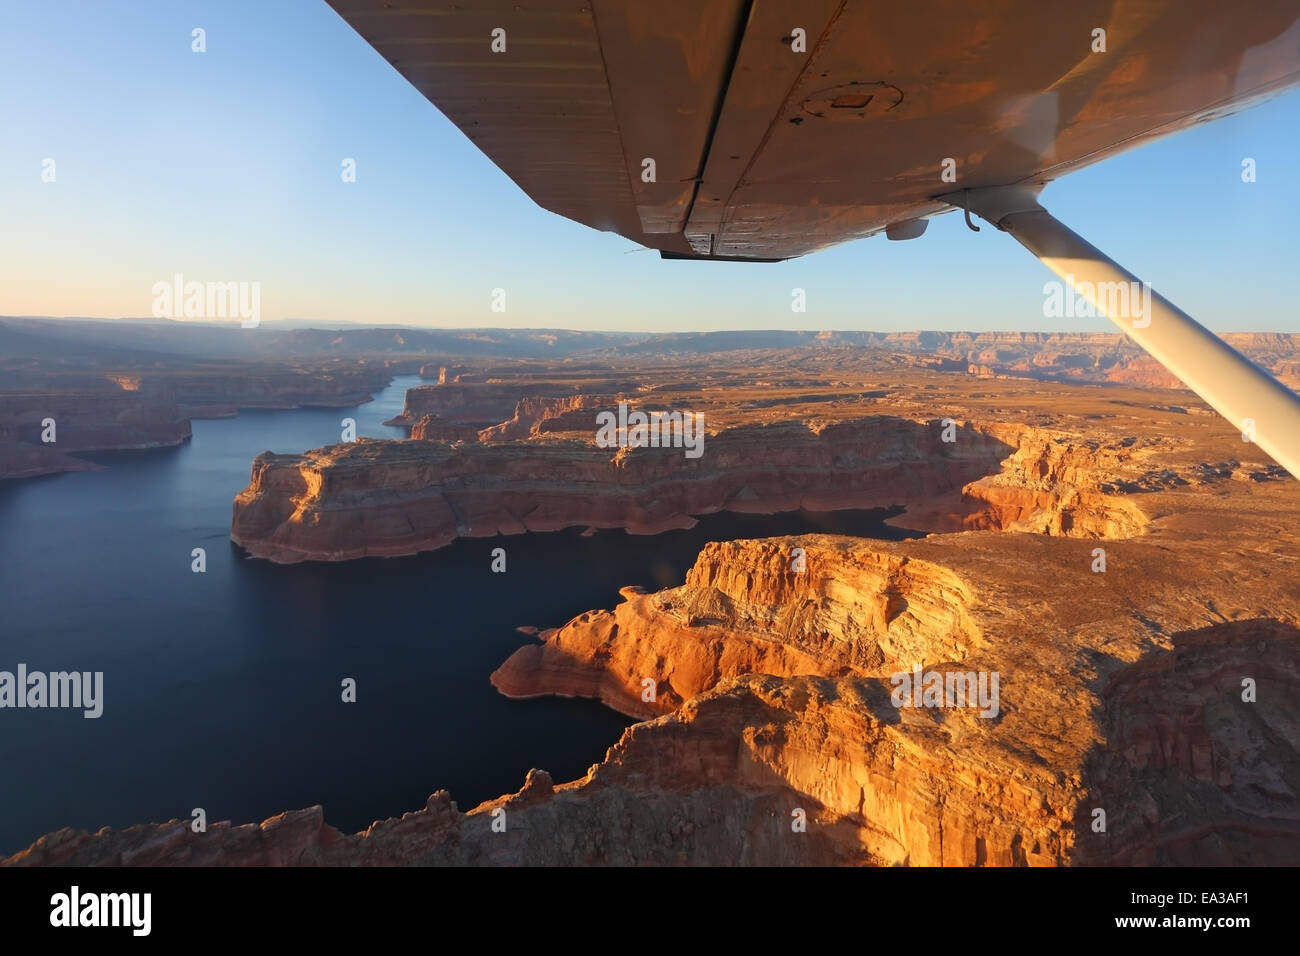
xmin=948 ymin=186 xmax=1300 ymax=479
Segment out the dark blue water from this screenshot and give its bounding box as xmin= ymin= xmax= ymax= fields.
xmin=0 ymin=375 xmax=916 ymax=854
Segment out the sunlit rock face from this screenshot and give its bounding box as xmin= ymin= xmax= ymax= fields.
xmin=229 ymin=417 xmax=1017 ymax=563
xmin=8 ymin=343 xmax=1299 ymax=867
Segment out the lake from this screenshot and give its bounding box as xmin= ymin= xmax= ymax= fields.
xmin=0 ymin=375 xmax=916 ymax=855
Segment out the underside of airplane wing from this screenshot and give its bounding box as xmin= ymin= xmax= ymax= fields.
xmin=324 ymin=0 xmax=1300 ymax=478
xmin=324 ymin=0 xmax=1300 ymax=261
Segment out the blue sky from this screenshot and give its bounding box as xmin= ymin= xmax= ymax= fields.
xmin=1 ymin=0 xmax=1297 ymax=332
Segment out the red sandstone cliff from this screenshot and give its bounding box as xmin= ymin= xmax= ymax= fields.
xmin=477 ymin=394 xmax=612 ymax=442
xmin=14 ymin=526 xmax=1297 ymax=866
xmin=0 ymin=364 xmax=395 ymax=478
xmin=0 ymin=391 xmax=192 ymax=477
xmin=483 ymin=529 xmax=1300 ymax=866
xmin=229 ymin=410 xmax=1178 ymax=564
xmin=229 ymin=417 xmax=1017 ymax=563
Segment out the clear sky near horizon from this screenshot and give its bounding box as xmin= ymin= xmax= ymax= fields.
xmin=1 ymin=0 xmax=1297 ymax=333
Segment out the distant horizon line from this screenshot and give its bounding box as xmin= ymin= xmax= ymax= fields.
xmin=5 ymin=316 xmax=1300 ymax=337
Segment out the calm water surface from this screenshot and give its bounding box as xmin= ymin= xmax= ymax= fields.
xmin=0 ymin=375 xmax=916 ymax=854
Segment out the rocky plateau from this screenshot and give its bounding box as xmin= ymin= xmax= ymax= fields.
xmin=6 ymin=324 xmax=1299 ymax=866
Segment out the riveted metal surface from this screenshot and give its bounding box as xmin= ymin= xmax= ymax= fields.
xmin=326 ymin=0 xmax=1300 ymax=260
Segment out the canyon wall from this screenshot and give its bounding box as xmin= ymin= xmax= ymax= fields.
xmin=229 ymin=418 xmax=1018 ymax=563
xmin=0 ymin=392 xmax=191 ymax=480
xmin=492 ymin=542 xmax=982 ymax=715
xmin=17 ymin=524 xmax=1297 ymax=867
xmin=485 ymin=530 xmax=1300 ymax=867
xmin=0 ymin=365 xmax=393 ymax=478
xmin=230 ymin=412 xmax=1173 ymax=564
xmin=385 ymin=380 xmax=640 ymax=429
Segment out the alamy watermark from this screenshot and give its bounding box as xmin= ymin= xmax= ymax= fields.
xmin=890 ymin=667 xmax=999 ymax=718
xmin=50 ymin=886 xmax=150 ymax=936
xmin=0 ymin=664 xmax=103 ymax=718
xmin=595 ymin=402 xmax=704 ymax=459
xmin=151 ymin=273 xmax=260 ymax=328
xmin=1043 ymin=277 xmax=1151 ymax=328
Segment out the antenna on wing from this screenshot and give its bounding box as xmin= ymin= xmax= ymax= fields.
xmin=962 ymin=190 xmax=980 ymax=232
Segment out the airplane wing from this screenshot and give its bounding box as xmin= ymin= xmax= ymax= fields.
xmin=323 ymin=0 xmax=1300 ymax=479
xmin=323 ymin=0 xmax=1300 ymax=260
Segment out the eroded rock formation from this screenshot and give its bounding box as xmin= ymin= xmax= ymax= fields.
xmin=15 ymin=525 xmax=1297 ymax=866
xmin=477 ymin=394 xmax=612 ymax=442
xmin=482 ymin=530 xmax=1300 ymax=866
xmin=8 ymin=332 xmax=1299 ymax=867
xmin=0 ymin=361 xmax=394 ymax=478
xmin=229 ymin=402 xmax=1190 ymax=564
xmin=229 ymin=418 xmax=1016 ymax=562
xmin=0 ymin=391 xmax=192 ymax=478
xmin=491 ymin=543 xmax=982 ymax=716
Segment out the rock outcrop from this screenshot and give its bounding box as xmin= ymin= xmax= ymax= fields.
xmin=491 ymin=543 xmax=981 ymax=716
xmin=945 ymin=422 xmax=1150 ymax=538
xmin=0 ymin=439 xmax=99 ymax=480
xmin=384 ymin=381 xmax=638 ymax=430
xmin=229 ymin=418 xmax=1016 ymax=563
xmin=0 ymin=391 xmax=191 ymax=477
xmin=0 ymin=391 xmax=191 ymax=453
xmin=229 ymin=405 xmax=1187 ymax=564
xmin=15 ymin=521 xmax=1298 ymax=866
xmin=482 ymin=526 xmax=1300 ymax=866
xmin=0 ymin=362 xmax=394 ymax=478
xmin=384 ymin=382 xmax=582 ymax=429
xmin=408 ymin=415 xmax=484 ymax=441
xmin=477 ymin=394 xmax=612 ymax=442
